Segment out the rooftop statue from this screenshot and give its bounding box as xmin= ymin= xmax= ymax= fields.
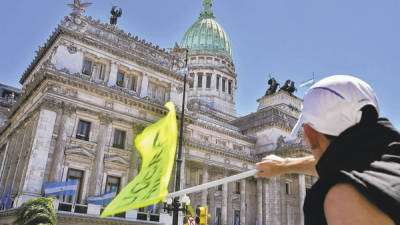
xmin=265 ymin=77 xmax=280 ymax=96
xmin=280 ymin=80 xmax=297 ymax=95
xmin=110 ymin=6 xmax=122 ymax=25
xmin=68 ymin=0 xmax=92 ymax=16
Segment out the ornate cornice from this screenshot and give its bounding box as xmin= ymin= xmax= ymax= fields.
xmin=188 ymin=65 xmax=237 ymax=79
xmin=192 ymin=119 xmax=256 ymax=143
xmin=184 ymin=136 xmax=257 ymax=163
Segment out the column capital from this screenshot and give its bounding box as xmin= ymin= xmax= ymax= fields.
xmin=41 ymin=98 xmax=62 ymax=112
xmin=98 ymin=113 xmax=112 ymax=125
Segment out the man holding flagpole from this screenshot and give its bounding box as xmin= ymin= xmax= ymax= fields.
xmin=255 ymin=75 xmax=400 ymax=225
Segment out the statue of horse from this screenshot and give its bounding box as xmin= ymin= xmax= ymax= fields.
xmin=279 ymin=80 xmax=291 ymax=92
xmin=287 ymin=81 xmax=297 ymax=95
xmin=265 ymin=77 xmax=280 ymax=96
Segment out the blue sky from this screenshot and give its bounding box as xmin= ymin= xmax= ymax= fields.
xmin=0 ymin=0 xmax=399 ymax=128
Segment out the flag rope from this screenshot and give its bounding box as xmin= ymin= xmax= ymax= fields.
xmin=166 ymin=169 xmax=258 ymax=198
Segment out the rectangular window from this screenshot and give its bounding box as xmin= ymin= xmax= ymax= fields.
xmin=222 ymin=79 xmax=226 ymax=92
xmin=113 ymin=129 xmax=126 ymax=149
xmin=130 ymin=76 xmax=137 ymax=91
xmin=189 ymin=73 xmax=194 ymax=88
xmin=106 ymin=175 xmax=121 ymax=193
xmin=234 ymin=210 xmax=240 ymax=225
xmin=216 ymin=76 xmax=220 ymax=90
xmin=65 ymin=169 xmax=84 ymax=203
xmin=285 ymin=180 xmax=292 ymax=195
xmin=116 ymin=72 xmax=125 ymax=87
xmin=206 ymin=75 xmax=211 ymax=88
xmin=82 ymin=59 xmax=92 ymax=75
xmin=216 ymin=208 xmax=221 ymax=225
xmin=76 ymin=120 xmax=91 ymax=141
xmin=228 ymin=80 xmax=232 ymax=94
xmin=95 ymin=63 xmax=105 ymax=80
xmin=198 ymin=74 xmax=203 ymax=88
xmin=235 ymin=182 xmax=240 ymax=194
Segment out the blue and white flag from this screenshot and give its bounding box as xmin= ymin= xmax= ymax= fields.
xmin=235 ymin=217 xmax=240 ymax=225
xmin=177 ymin=66 xmax=188 ymax=75
xmin=0 ymin=184 xmax=5 ymax=209
xmin=255 ymin=218 xmax=258 ymax=225
xmin=4 ymin=183 xmax=12 ymax=210
xmin=299 ymin=78 xmax=315 ymax=88
xmin=44 ymin=180 xmax=78 ymax=197
xmin=87 ymin=189 xmax=117 ymax=206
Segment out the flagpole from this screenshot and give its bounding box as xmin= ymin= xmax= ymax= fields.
xmin=173 ymin=48 xmax=189 ymax=225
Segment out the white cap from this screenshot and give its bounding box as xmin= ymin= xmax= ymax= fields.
xmin=290 ymin=75 xmax=379 ymax=138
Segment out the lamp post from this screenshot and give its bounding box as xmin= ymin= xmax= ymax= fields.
xmin=163 ymin=195 xmax=191 ymax=219
xmin=172 ymin=48 xmax=189 ymax=225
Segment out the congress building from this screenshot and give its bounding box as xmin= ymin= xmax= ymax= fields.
xmin=0 ymin=0 xmax=314 ymax=224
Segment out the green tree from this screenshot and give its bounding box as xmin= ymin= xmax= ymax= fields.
xmin=16 ymin=197 xmax=56 ymax=225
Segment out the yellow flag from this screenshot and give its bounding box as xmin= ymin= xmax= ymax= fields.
xmin=101 ymin=102 xmax=178 ymax=217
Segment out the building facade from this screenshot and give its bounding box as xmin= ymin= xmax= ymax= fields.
xmin=0 ymin=1 xmax=313 ymax=225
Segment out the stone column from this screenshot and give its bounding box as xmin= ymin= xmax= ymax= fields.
xmin=256 ymin=179 xmax=263 ymax=225
xmin=107 ymin=62 xmax=118 ymax=86
xmin=280 ymin=177 xmax=287 ymax=225
xmin=12 ymin=127 xmax=30 ymax=208
xmin=221 ymin=173 xmax=228 ymax=225
xmin=49 ymin=104 xmax=75 ymax=182
xmin=129 ymin=124 xmax=144 ymax=181
xmin=210 ymin=187 xmax=216 ymax=223
xmin=88 ymin=115 xmax=112 ymax=196
xmin=227 ymin=181 xmax=233 ymax=225
xmin=271 ymin=177 xmax=281 ymax=225
xmin=201 ymin=166 xmax=208 ymax=206
xmin=240 ymin=179 xmax=246 ymax=225
xmin=263 ymin=179 xmax=270 ymax=225
xmin=140 ymin=73 xmax=149 ymax=98
xmin=21 ymin=107 xmax=57 ymax=201
xmin=298 ymin=174 xmax=306 ymax=225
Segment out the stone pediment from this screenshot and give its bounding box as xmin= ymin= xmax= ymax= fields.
xmin=104 ymin=153 xmax=129 ymax=166
xmin=65 ymin=145 xmax=95 ymax=159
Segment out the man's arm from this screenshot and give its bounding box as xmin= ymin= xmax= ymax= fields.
xmin=254 ymin=155 xmax=317 ymax=178
xmin=324 ymin=183 xmax=395 ymax=225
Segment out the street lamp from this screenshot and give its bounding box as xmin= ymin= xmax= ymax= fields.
xmin=163 ymin=195 xmax=191 ymax=216
xmin=171 ymin=48 xmax=189 ymax=225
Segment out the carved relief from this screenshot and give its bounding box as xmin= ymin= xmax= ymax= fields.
xmin=67 ymin=44 xmax=78 ymax=54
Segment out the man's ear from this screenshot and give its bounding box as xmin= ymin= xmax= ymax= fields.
xmin=303 ymin=124 xmax=319 ymax=150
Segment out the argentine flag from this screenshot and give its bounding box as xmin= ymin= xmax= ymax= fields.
xmin=87 ymin=189 xmax=117 ymax=205
xmin=177 ymin=66 xmax=188 ymax=75
xmin=44 ymin=180 xmax=78 ymax=197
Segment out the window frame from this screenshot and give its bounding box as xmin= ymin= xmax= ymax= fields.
xmin=206 ymin=74 xmax=211 ymax=88
xmin=82 ymin=59 xmax=93 ymax=76
xmin=65 ymin=168 xmax=84 ymax=203
xmin=116 ymin=71 xmax=125 ymax=87
xmin=113 ymin=129 xmax=126 ymax=149
xmin=198 ymin=74 xmax=203 ymax=88
xmin=76 ymin=120 xmax=91 ymax=141
xmin=105 ymin=175 xmax=121 ymax=194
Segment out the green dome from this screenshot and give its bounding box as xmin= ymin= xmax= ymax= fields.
xmin=180 ymin=0 xmax=232 ymax=60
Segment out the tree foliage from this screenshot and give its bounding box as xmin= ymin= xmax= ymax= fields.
xmin=16 ymin=197 xmax=56 ymax=225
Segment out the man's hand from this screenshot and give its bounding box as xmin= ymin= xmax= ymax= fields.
xmin=254 ymin=154 xmax=318 ymax=178
xmin=255 ymin=155 xmax=289 ymax=178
